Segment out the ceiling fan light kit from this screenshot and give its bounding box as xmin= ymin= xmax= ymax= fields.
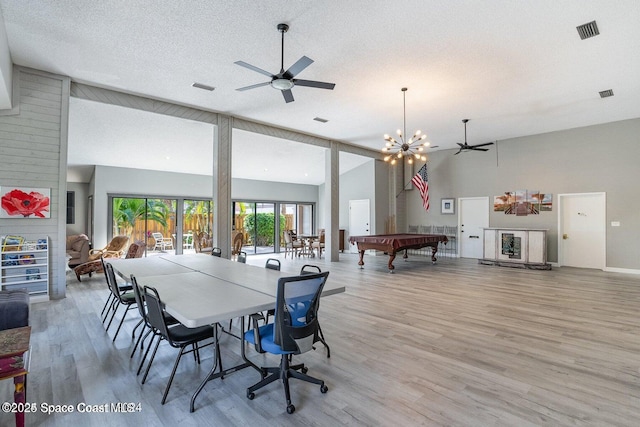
xmin=234 ymin=23 xmax=335 ymax=103
xmin=382 ymin=88 xmax=430 ymax=165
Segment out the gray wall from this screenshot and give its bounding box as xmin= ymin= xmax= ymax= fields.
xmin=0 ymin=68 xmax=69 ymax=299
xmin=406 ymin=118 xmax=640 ymax=270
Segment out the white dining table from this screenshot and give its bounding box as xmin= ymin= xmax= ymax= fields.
xmin=106 ymin=254 xmax=344 ymax=412
xmin=159 ymin=254 xmax=345 ymax=299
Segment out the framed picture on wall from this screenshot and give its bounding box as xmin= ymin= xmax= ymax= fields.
xmin=441 ymin=198 xmax=455 ymax=214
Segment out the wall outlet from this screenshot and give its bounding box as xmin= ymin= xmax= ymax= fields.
xmin=611 ymin=221 xmax=621 ymax=227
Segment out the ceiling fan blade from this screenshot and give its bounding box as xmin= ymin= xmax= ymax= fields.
xmin=457 ymin=143 xmax=465 ymax=147
xmin=470 ymin=142 xmax=494 ymax=148
xmin=454 ymin=149 xmax=462 ymax=155
xmin=293 ymin=79 xmax=336 ymax=90
xmin=282 ymin=89 xmax=294 ymax=103
xmin=234 ymin=61 xmax=274 ymax=78
xmin=285 ymin=56 xmax=314 ymax=78
xmin=469 ymin=147 xmax=489 ymax=151
xmin=236 ymin=81 xmax=271 ymax=91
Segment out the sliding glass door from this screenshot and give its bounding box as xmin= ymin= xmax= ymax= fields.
xmin=234 ymin=201 xmax=312 ymax=256
xmin=111 ymin=197 xmax=213 ymax=256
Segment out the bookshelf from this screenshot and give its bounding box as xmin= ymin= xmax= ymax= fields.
xmin=1 ymin=236 xmax=49 ymax=296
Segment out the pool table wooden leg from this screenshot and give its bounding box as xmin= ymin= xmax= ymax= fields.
xmin=357 ymin=250 xmax=365 ymax=268
xmin=430 ymin=245 xmax=438 ymax=263
xmin=387 ymin=253 xmax=396 ymax=273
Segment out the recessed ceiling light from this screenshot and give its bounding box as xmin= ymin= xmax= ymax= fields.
xmin=166 ymin=156 xmax=171 ymax=160
xmin=192 ymin=82 xmax=216 ymax=91
xmin=313 ymin=117 xmax=329 ymax=123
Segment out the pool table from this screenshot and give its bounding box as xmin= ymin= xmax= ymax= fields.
xmin=348 ymin=233 xmax=448 ymax=272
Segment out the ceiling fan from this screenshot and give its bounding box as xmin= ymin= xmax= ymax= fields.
xmin=455 ymin=119 xmax=494 ymax=155
xmin=234 ymin=23 xmax=335 ymax=103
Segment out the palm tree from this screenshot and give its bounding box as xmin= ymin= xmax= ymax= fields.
xmin=113 ymin=198 xmax=169 ymax=237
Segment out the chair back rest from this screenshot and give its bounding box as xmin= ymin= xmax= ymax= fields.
xmin=211 ymin=247 xmax=222 ymax=257
xmin=283 ymin=230 xmax=292 ymax=245
xmin=125 ymin=240 xmax=146 ymax=259
xmin=108 ymin=235 xmax=130 ymax=252
xmin=299 ymin=264 xmax=321 ymax=275
xmin=237 ymin=251 xmax=247 ymax=263
xmin=319 ymin=229 xmax=325 ymax=243
xmin=274 ymin=271 xmax=330 ymax=354
xmin=193 ymin=232 xmax=203 ymax=252
xmin=419 ymin=225 xmax=432 ymax=234
xmin=143 ymin=286 xmax=172 ymax=340
xmin=130 ymin=275 xmax=148 ymax=321
xmin=104 ymin=263 xmax=124 ymax=302
xmin=232 ymin=231 xmax=244 ymax=255
xmin=265 ymin=258 xmax=281 ymax=271
xmin=151 ymin=232 xmax=163 ymax=242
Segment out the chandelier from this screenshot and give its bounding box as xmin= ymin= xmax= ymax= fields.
xmin=382 ymin=87 xmax=430 ymax=165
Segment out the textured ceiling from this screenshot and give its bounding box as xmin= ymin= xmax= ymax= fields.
xmin=1 ymin=1 xmax=639 ymax=183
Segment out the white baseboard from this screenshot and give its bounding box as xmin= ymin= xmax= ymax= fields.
xmin=604 ymin=267 xmax=640 ymax=275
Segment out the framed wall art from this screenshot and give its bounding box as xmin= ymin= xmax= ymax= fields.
xmin=0 ymin=187 xmax=51 ymax=218
xmin=441 ymin=198 xmax=455 ymax=214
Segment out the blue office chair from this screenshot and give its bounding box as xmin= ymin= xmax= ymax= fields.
xmin=299 ymin=265 xmax=330 ymax=358
xmin=244 ymin=271 xmax=330 ymax=414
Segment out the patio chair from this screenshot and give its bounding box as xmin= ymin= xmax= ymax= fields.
xmin=231 ymin=231 xmax=244 ymax=260
xmin=152 ymin=232 xmax=174 ymax=251
xmin=283 ymin=230 xmax=302 ymax=258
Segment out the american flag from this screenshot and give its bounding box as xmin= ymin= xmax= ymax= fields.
xmin=411 ymin=163 xmax=430 ymax=211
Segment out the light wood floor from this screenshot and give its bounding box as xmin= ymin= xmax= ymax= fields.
xmin=2 ymin=253 xmax=639 ymax=426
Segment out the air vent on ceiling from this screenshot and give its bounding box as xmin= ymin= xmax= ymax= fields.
xmin=577 ymin=21 xmax=599 ymax=40
xmin=599 ymin=89 xmax=614 ymax=98
xmin=313 ymin=117 xmax=329 ymax=123
xmin=192 ymin=82 xmax=216 ymax=91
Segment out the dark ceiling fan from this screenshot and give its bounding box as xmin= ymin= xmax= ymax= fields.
xmin=234 ymin=23 xmax=335 ymax=103
xmin=455 ymin=119 xmax=494 ymax=155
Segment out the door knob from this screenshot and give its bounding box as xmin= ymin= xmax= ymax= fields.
xmin=563 ymin=234 xmax=568 ymax=240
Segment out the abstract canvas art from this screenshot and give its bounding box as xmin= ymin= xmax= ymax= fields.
xmin=0 ymin=187 xmax=51 ymax=218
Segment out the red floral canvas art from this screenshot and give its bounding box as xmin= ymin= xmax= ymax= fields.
xmin=0 ymin=187 xmax=51 ymax=218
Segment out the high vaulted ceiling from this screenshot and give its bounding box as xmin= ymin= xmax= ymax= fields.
xmin=1 ymin=1 xmax=639 ymax=184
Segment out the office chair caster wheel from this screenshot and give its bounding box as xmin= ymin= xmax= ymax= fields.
xmin=320 ymin=384 xmax=328 ymax=393
xmin=287 ymin=404 xmax=295 ymax=414
xmin=247 ymin=391 xmax=255 ymax=400
xmin=301 ymin=367 xmax=308 ymax=374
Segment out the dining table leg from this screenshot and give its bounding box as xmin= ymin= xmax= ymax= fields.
xmin=189 ymin=317 xmax=261 ymax=412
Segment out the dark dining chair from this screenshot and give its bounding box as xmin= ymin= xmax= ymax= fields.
xmin=237 ymin=251 xmax=247 ymax=263
xmin=103 ymin=263 xmax=137 ymax=342
xmin=142 ymin=285 xmax=215 ymax=404
xmin=211 ymin=247 xmax=222 ymax=257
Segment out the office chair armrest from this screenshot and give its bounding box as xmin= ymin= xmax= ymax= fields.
xmin=249 ymin=313 xmax=266 ymax=353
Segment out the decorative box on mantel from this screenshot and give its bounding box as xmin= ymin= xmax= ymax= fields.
xmin=480 ymin=228 xmax=551 ymax=270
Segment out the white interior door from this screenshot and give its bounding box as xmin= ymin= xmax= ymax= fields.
xmin=459 ymin=197 xmax=489 ymax=259
xmin=559 ymin=193 xmax=606 ymax=269
xmin=348 ymin=199 xmax=370 ymax=253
